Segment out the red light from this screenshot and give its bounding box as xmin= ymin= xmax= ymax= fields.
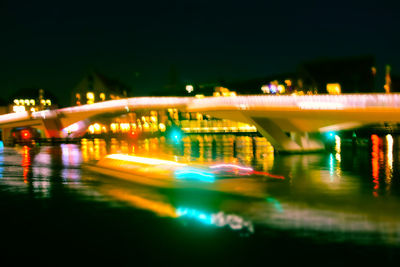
xmin=129 ymin=131 xmax=137 ymax=138
xmin=21 ymin=130 xmax=31 ymax=139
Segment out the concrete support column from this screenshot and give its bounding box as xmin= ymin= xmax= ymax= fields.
xmin=250 ymin=117 xmax=325 ymax=153
xmin=41 ymin=118 xmax=63 ymax=138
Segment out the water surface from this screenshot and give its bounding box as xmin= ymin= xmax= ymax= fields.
xmin=1 ymin=135 xmax=399 ymax=265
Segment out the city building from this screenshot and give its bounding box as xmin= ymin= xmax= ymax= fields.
xmin=297 ymin=55 xmax=376 ymax=93
xmin=9 ymin=88 xmax=56 ymax=113
xmin=71 ymin=71 xmax=129 ymax=106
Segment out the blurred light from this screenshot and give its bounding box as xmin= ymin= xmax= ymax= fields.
xmin=62 ymin=122 xmax=80 ymax=134
xmin=269 ymin=85 xmax=277 ymax=94
xmin=176 ymin=207 xmax=212 ymax=224
xmin=386 ymin=134 xmax=393 ymax=184
xmin=88 ymin=125 xmax=95 ymax=134
xmin=100 ymin=93 xmax=106 ymax=101
xmin=159 ymin=123 xmax=166 ymax=132
xmin=326 ymin=83 xmax=341 ymax=94
xmin=371 ymin=134 xmax=380 ymax=197
xmin=93 ymin=123 xmax=101 ymax=133
xmin=176 ymin=207 xmax=254 ymax=233
xmin=13 ymin=106 xmax=26 ymax=113
xmin=277 ymin=85 xmax=285 ymax=94
xmin=252 ymin=170 xmax=285 ymax=179
xmin=186 ymin=85 xmax=194 ymax=93
xmin=170 ymin=129 xmax=182 ymax=143
xmin=284 ymin=79 xmax=292 ymax=86
xmin=327 ymin=132 xmax=335 ymax=140
xmin=335 ymin=135 xmax=341 ymax=154
xmin=210 ymin=163 xmax=253 ymax=172
xmin=87 ymin=92 xmax=95 ymax=104
xmin=266 ymin=197 xmax=284 ymax=213
xmin=105 ymin=154 xmax=186 ymax=167
xmin=261 ymin=85 xmax=270 ymax=94
xmin=175 ymin=167 xmax=215 ymax=183
xmin=21 ymin=129 xmax=31 ymax=139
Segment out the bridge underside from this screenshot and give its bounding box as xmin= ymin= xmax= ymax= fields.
xmin=204 ymin=110 xmax=367 ymax=153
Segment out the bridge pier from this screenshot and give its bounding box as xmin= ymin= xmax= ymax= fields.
xmin=250 ymin=117 xmax=325 ymax=153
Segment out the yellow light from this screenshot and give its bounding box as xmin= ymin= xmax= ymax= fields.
xmin=14 ymin=99 xmax=19 ymax=105
xmin=41 ymin=99 xmax=46 ymax=105
xmin=25 ymin=99 xmax=30 ymax=105
xmin=19 ymin=99 xmax=24 ymax=105
xmin=88 ymin=125 xmax=95 ymax=134
xmin=93 ymin=123 xmax=101 ymax=133
xmin=186 ymin=85 xmax=194 ymax=93
xmin=213 ymin=92 xmax=221 ymax=97
xmin=284 ymin=79 xmax=292 ymax=86
xmin=261 ymin=85 xmax=269 ymax=94
xmin=159 ymin=123 xmax=166 ymax=132
xmin=87 ymin=92 xmax=94 ymax=99
xmin=87 ymin=92 xmax=95 ymax=104
xmin=105 ymin=154 xmax=187 ymax=167
xmin=277 ymin=85 xmax=285 ymax=94
xmin=326 ymin=83 xmax=341 ymax=94
xmin=46 ymin=99 xmax=51 ymax=106
xmin=30 ymin=99 xmax=35 ymax=106
xmin=110 ymin=123 xmax=117 ymax=133
xmin=13 ymin=105 xmax=25 ymax=113
xmin=335 ymin=135 xmax=341 ymax=154
xmin=100 ymin=93 xmax=105 ymax=101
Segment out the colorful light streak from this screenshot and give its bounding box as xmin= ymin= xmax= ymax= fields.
xmin=176 ymin=207 xmax=254 ymax=233
xmin=175 ymin=168 xmax=215 ymax=183
xmin=105 ymin=154 xmax=187 ymax=167
xmin=371 ymin=134 xmax=380 ymax=197
xmin=252 ymin=170 xmax=285 ymax=179
xmin=210 ymin=163 xmax=253 ymax=172
xmin=266 ymin=197 xmax=284 ymax=213
xmin=210 ymin=163 xmax=284 ymax=179
xmin=386 ymin=134 xmax=393 ymax=189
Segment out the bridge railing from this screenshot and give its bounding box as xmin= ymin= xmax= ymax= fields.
xmin=189 ymin=94 xmax=400 ymax=111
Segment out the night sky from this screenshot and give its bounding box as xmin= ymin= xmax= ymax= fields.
xmin=1 ymin=0 xmax=399 ymax=106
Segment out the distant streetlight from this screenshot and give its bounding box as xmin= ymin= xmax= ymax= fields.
xmin=186 ymin=85 xmax=194 ymax=94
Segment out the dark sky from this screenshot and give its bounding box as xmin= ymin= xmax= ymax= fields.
xmin=1 ymin=0 xmax=399 ymax=106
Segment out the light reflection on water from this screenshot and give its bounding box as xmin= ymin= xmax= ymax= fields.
xmin=1 ymin=135 xmax=400 ymax=245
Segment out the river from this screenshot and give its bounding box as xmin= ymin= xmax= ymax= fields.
xmin=0 ymin=134 xmax=399 ymax=265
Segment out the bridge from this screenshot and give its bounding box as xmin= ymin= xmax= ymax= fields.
xmin=1 ymin=94 xmax=400 ymax=152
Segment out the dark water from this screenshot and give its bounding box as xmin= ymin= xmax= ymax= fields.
xmin=1 ymin=135 xmax=400 ymax=265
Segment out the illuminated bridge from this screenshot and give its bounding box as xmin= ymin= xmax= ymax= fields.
xmin=1 ymin=94 xmax=400 ymax=152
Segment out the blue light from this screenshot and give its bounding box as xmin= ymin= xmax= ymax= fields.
xmin=169 ymin=129 xmax=182 ymax=143
xmin=326 ymin=131 xmax=336 ymax=140
xmin=175 ymin=167 xmax=215 ymax=183
xmin=266 ymin=197 xmax=284 ymax=213
xmin=176 ymin=207 xmax=213 ymax=225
